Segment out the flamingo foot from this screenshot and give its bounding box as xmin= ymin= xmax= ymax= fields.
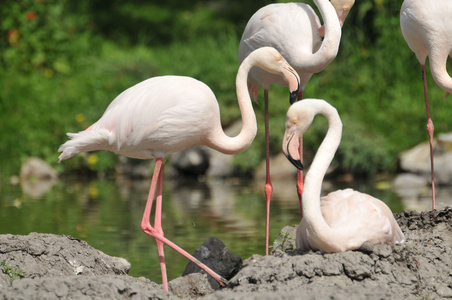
xmin=264 ymin=181 xmax=273 ymax=256
xmin=141 ymin=158 xmax=227 ymax=291
xmin=141 ymin=225 xmax=229 ymax=290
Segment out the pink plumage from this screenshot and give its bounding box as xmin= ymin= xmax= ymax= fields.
xmin=283 ymin=99 xmax=405 ymax=253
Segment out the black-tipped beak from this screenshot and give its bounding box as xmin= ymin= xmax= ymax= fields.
xmin=287 ymin=154 xmax=303 ymax=170
xmin=284 ymin=133 xmax=303 ymax=170
xmin=289 ymin=90 xmax=298 ymax=105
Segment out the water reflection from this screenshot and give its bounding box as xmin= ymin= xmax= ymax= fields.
xmin=1 ymin=174 xmax=449 ymax=284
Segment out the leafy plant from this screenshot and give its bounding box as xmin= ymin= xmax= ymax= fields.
xmin=0 ymin=261 xmax=26 ymax=281
xmin=1 ymin=0 xmax=93 ymax=74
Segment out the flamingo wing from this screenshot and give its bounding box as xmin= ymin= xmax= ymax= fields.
xmin=59 ymin=76 xmax=219 ymax=160
xmin=297 ymin=189 xmax=405 ymax=252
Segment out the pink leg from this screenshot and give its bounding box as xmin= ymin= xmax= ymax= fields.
xmin=264 ymin=89 xmax=272 ymax=256
xmin=421 ymin=64 xmax=436 ymax=210
xmin=141 ymin=158 xmax=228 ymax=291
xmin=154 ymin=161 xmax=167 ymax=290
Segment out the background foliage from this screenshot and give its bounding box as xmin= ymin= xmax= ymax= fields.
xmin=0 ymin=0 xmax=450 ymax=178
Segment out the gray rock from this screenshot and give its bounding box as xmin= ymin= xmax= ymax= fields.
xmin=399 ymin=132 xmax=452 ymax=185
xmin=182 ymin=237 xmax=242 ymax=289
xmin=171 ymin=147 xmax=210 ymax=176
xmin=205 ymin=120 xmax=243 ymax=178
xmin=169 ymin=273 xmax=215 ymax=298
xmin=255 ymin=152 xmax=297 ymax=180
xmin=20 ymin=157 xmax=57 ymax=181
xmin=115 ymin=156 xmax=152 ymax=179
xmin=19 ymin=157 xmax=57 ymax=198
xmin=0 ymin=233 xmax=130 ymax=285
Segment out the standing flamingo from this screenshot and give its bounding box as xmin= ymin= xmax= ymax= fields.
xmin=58 ymin=47 xmax=300 ymax=291
xmin=400 ymin=0 xmax=452 ymax=210
xmin=282 ymin=99 xmax=405 ymax=252
xmin=238 ymin=0 xmax=354 ymax=255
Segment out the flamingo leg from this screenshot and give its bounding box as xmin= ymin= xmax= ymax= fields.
xmin=141 ymin=158 xmax=228 ymax=291
xmin=154 ymin=160 xmax=167 ymax=290
xmin=264 ymin=89 xmax=272 ymax=256
xmin=297 ymin=93 xmax=304 ymax=218
xmin=421 ymin=64 xmax=436 ymax=210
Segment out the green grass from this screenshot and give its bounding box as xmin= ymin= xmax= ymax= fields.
xmin=1 ymin=1 xmax=451 ymax=178
xmin=0 ymin=261 xmax=26 ymax=281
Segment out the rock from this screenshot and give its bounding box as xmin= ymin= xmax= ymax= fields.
xmin=399 ymin=132 xmax=452 ymax=185
xmin=2 ymin=275 xmax=168 ymax=299
xmin=171 ymin=147 xmax=210 ymax=176
xmin=169 ymin=273 xmax=215 ymax=298
xmin=0 ymin=233 xmax=130 ymax=285
xmin=271 ymin=225 xmax=297 ymax=255
xmin=20 ymin=157 xmax=57 ymax=181
xmin=115 ymin=156 xmax=152 ymax=179
xmin=255 ymin=152 xmax=297 ymax=179
xmin=168 ymin=121 xmax=242 ymax=178
xmin=205 ymin=120 xmax=243 ymax=178
xmin=182 ymin=237 xmax=242 ymax=289
xmin=393 ymin=173 xmax=428 ymax=198
xmin=0 ymin=208 xmax=451 ymax=299
xmin=19 ymin=157 xmax=57 ymax=198
xmin=393 ymin=173 xmax=452 ymax=212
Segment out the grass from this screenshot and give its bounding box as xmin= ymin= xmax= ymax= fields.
xmin=0 ymin=261 xmax=26 ymax=281
xmin=1 ymin=1 xmax=451 ymax=179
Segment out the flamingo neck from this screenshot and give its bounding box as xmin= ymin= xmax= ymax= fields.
xmin=206 ymin=58 xmax=258 ymax=154
xmin=302 ymin=0 xmax=342 ymax=73
xmin=429 ymin=49 xmax=452 ymax=94
xmin=302 ymin=102 xmax=342 ymax=244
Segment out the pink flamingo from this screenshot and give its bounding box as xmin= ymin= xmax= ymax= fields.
xmin=58 ymin=47 xmax=300 ymax=291
xmin=282 ymin=99 xmax=405 ymax=252
xmin=238 ymin=0 xmax=354 ymax=255
xmin=400 ymin=0 xmax=452 ymax=210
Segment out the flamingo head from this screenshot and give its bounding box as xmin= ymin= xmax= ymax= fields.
xmin=252 ymin=47 xmax=301 ymax=105
xmin=331 ymin=0 xmax=355 ymax=27
xmin=318 ymin=0 xmax=355 ymax=37
xmin=282 ymin=101 xmax=317 ymax=170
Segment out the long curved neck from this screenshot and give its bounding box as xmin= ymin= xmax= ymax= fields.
xmin=303 ymin=102 xmax=342 ymax=241
xmin=205 ymin=58 xmax=258 ymax=155
xmin=303 ymin=0 xmax=342 ymax=73
xmin=429 ymin=48 xmax=452 ymax=93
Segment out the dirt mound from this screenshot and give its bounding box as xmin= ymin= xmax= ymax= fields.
xmin=0 ymin=208 xmax=451 ymax=299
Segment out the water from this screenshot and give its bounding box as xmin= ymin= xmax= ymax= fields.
xmin=0 ymin=174 xmax=441 ymax=284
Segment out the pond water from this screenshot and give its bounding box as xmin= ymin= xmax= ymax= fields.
xmin=0 ymin=174 xmax=445 ymax=284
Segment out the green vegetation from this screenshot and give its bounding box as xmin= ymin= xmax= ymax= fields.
xmin=0 ymin=261 xmax=26 ymax=281
xmin=1 ymin=0 xmax=450 ymax=178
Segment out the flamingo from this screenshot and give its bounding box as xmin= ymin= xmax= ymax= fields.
xmin=58 ymin=47 xmax=300 ymax=291
xmin=400 ymin=0 xmax=452 ymax=210
xmin=282 ymin=99 xmax=405 ymax=252
xmin=238 ymin=0 xmax=354 ymax=255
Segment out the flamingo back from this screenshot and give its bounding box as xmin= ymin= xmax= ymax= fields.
xmin=297 ymin=188 xmax=405 ymax=252
xmin=59 ymin=76 xmax=220 ymax=160
xmin=238 ymin=3 xmax=322 ymax=92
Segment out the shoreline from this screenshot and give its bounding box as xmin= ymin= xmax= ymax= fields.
xmin=0 ymin=207 xmax=451 ymax=299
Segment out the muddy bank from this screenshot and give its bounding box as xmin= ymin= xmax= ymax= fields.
xmin=0 ymin=208 xmax=451 ymax=299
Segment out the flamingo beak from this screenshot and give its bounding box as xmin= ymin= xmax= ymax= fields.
xmin=281 ymin=64 xmax=300 ymax=105
xmin=290 ymin=90 xmax=298 ymax=105
xmin=283 ymin=132 xmax=303 ymax=170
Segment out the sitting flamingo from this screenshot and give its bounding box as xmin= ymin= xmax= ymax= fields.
xmin=282 ymin=99 xmax=405 ymax=252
